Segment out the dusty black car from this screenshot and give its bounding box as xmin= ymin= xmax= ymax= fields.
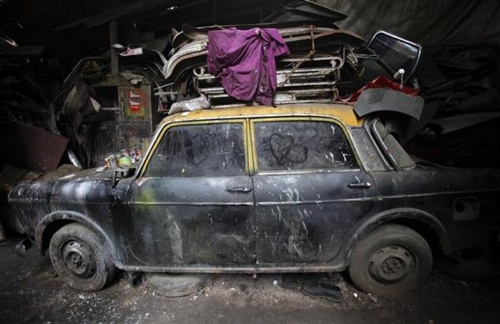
xmin=8 ymin=104 xmax=500 ymax=295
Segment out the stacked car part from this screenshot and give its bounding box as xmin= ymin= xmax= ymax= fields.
xmin=157 ymin=25 xmax=365 ymax=111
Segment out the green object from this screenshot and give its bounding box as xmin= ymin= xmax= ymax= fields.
xmin=118 ymin=155 xmax=132 ymax=167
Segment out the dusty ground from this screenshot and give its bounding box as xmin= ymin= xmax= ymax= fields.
xmin=1 ymin=238 xmax=499 ymax=324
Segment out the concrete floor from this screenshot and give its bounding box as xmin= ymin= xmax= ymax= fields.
xmin=1 ymin=238 xmax=499 ymax=324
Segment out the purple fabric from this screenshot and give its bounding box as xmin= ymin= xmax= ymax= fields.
xmin=207 ymin=28 xmax=289 ymax=106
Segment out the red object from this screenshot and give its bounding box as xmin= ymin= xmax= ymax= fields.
xmin=345 ymin=76 xmax=419 ymax=103
xmin=128 ymin=90 xmax=142 ymax=112
xmin=0 ymin=122 xmax=69 ymax=172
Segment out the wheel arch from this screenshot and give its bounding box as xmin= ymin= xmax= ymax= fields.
xmin=345 ymin=208 xmax=451 ymax=263
xmin=36 ymin=211 xmax=117 ymax=263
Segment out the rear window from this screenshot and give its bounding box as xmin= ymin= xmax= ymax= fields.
xmin=372 ymin=119 xmax=415 ymax=171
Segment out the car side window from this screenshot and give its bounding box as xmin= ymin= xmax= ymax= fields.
xmin=254 ymin=121 xmax=357 ymax=171
xmin=144 ymin=123 xmax=246 ymax=177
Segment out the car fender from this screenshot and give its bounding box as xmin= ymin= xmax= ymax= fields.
xmin=36 ymin=211 xmax=118 ymax=263
xmin=344 ymin=207 xmax=451 ymax=261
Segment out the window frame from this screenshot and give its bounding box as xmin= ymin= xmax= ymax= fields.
xmin=137 ymin=119 xmax=250 ymax=178
xmin=249 ymin=117 xmax=363 ymax=175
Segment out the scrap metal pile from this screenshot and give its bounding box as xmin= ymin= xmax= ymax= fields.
xmin=1 ymin=0 xmax=499 ymax=171
xmin=156 ymin=24 xmax=366 ymax=111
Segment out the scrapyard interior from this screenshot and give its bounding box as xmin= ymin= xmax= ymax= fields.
xmin=1 ymin=0 xmax=500 ymax=323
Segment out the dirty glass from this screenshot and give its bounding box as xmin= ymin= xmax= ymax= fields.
xmin=254 ymin=121 xmax=357 ymax=171
xmin=145 ymin=123 xmax=245 ymax=177
xmin=372 ymin=119 xmax=415 ymax=171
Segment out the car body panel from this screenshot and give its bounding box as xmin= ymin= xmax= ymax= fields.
xmin=153 ymin=104 xmax=363 ymax=128
xmin=123 ymin=175 xmax=255 ymax=266
xmin=370 ymin=169 xmax=500 ymax=253
xmin=254 ymin=171 xmax=376 ymax=264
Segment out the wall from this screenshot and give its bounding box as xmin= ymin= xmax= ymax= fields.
xmin=318 ymin=0 xmax=500 ymax=46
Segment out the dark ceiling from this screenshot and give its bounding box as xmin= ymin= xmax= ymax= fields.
xmin=4 ymin=0 xmax=500 ymax=68
xmin=1 ymin=0 xmax=289 ymax=61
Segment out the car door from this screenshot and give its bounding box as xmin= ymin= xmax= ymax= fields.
xmin=123 ymin=120 xmax=256 ymax=267
xmin=251 ymin=118 xmax=376 ymax=264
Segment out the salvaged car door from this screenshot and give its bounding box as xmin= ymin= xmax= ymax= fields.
xmin=124 ymin=120 xmax=255 ymax=267
xmin=251 ymin=118 xmax=376 ymax=264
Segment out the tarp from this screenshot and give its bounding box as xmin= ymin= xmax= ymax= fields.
xmin=318 ymin=0 xmax=500 ymax=46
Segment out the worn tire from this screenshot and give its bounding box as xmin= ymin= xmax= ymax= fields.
xmin=349 ymin=224 xmax=432 ymax=296
xmin=146 ymin=273 xmax=212 ymax=297
xmin=49 ymin=223 xmax=116 ymax=291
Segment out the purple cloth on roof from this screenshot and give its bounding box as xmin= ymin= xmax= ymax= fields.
xmin=207 ymin=27 xmax=289 ymax=106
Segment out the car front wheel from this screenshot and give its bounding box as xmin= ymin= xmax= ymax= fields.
xmin=349 ymin=224 xmax=432 ymax=295
xmin=49 ymin=223 xmax=116 ymax=291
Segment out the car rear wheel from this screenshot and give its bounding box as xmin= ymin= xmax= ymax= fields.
xmin=49 ymin=223 xmax=116 ymax=291
xmin=349 ymin=224 xmax=432 ymax=295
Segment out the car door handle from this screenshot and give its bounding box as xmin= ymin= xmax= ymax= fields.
xmin=348 ymin=182 xmax=372 ymax=189
xmin=227 ymin=187 xmax=253 ymax=193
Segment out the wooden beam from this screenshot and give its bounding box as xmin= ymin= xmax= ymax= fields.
xmin=109 ymin=20 xmax=119 ymax=76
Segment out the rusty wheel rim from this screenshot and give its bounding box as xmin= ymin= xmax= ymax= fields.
xmin=61 ymin=240 xmax=97 ymax=278
xmin=368 ymin=246 xmax=416 ymax=284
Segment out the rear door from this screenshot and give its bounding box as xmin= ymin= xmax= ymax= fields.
xmin=123 ymin=120 xmax=256 ymax=267
xmin=251 ymin=118 xmax=376 ymax=264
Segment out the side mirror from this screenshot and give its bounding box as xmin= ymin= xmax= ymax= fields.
xmin=367 ymin=31 xmax=421 ymax=82
xmin=112 ymin=167 xmax=136 ymax=188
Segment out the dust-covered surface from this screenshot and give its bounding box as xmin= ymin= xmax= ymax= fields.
xmin=1 ymin=238 xmax=499 ymax=324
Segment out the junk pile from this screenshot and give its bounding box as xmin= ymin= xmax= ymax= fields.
xmin=157 ymin=24 xmax=366 ymax=113
xmin=1 ymin=0 xmax=500 ymax=238
xmin=1 ymin=0 xmax=500 ymax=172
xmin=405 ymin=45 xmax=500 ymax=168
xmin=150 ymin=1 xmax=500 ymax=167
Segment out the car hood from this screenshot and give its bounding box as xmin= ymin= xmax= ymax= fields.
xmin=8 ymin=168 xmax=117 ymax=203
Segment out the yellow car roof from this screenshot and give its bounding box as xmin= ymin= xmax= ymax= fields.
xmin=159 ymin=103 xmax=362 ymax=127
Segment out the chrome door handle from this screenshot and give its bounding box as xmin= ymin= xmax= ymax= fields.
xmin=348 ymin=182 xmax=372 ymax=189
xmin=227 ymin=187 xmax=253 ymax=193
